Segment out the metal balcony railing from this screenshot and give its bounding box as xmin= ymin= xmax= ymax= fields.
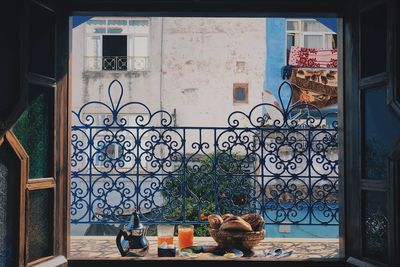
xmin=71 ymin=80 xmax=339 ymax=226
xmin=84 ymin=56 xmax=149 ymax=72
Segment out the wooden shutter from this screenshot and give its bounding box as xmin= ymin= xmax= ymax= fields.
xmin=2 ymin=0 xmax=70 ymax=266
xmin=344 ymin=0 xmax=400 ymax=266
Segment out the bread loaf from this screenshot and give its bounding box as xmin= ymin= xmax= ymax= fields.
xmin=221 ymin=213 xmax=234 ymax=221
xmin=219 ymin=217 xmax=252 ymax=232
xmin=222 ymin=215 xmax=241 ymax=223
xmin=241 ymin=213 xmax=265 ymax=231
xmin=208 ymin=214 xmax=223 ymax=229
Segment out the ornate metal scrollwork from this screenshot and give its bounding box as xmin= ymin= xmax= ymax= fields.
xmin=71 ymin=80 xmax=338 ymax=225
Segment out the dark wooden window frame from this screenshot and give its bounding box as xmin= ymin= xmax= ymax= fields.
xmin=6 ymin=0 xmax=394 ymax=266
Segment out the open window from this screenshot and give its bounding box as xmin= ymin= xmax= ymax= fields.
xmin=1 ymin=0 xmax=399 ymax=266
xmin=102 ymin=35 xmax=128 ymax=70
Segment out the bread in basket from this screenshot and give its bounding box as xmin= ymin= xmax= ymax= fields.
xmin=208 ymin=213 xmax=265 ymax=251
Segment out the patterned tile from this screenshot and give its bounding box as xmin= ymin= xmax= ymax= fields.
xmin=70 ymin=236 xmax=339 ymax=260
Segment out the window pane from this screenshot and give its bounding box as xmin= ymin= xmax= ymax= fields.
xmin=107 ymin=28 xmax=123 ymax=34
xmin=130 ymin=20 xmax=149 ymax=34
xmin=362 ymin=191 xmax=388 ymax=264
xmin=303 ymin=20 xmax=331 ymax=32
xmin=108 ymin=20 xmax=127 ymax=26
xmin=28 ymin=2 xmax=55 ymax=78
xmin=360 ymin=4 xmax=387 ymax=77
xmin=86 ymin=36 xmax=101 ymax=57
xmin=28 ymin=189 xmax=54 ymax=262
xmin=103 ymin=35 xmax=127 ymax=57
xmin=13 ymin=85 xmax=53 ymax=179
xmin=134 ymin=37 xmax=148 ymax=57
xmin=304 ymin=35 xmax=324 ymax=49
xmin=93 ymin=28 xmax=106 ymax=34
xmin=0 ymin=141 xmax=20 ymax=267
xmin=363 ymin=87 xmax=399 ymax=180
xmin=235 ymin=88 xmax=246 ymax=101
xmin=87 ymin=19 xmax=106 ymax=26
xmin=325 ymin=34 xmax=337 ymax=49
xmin=287 ymin=21 xmax=299 ymax=31
xmin=287 ymin=34 xmax=295 ymax=62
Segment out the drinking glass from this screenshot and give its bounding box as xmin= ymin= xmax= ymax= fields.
xmin=178 ymin=225 xmax=194 ymax=249
xmin=157 ymin=224 xmax=175 ymax=257
xmin=157 ymin=224 xmax=175 ymax=247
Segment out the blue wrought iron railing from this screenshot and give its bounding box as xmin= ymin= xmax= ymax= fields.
xmin=71 ymin=80 xmax=338 ymax=225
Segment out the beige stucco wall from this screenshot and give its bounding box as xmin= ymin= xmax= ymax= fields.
xmin=161 ymin=17 xmax=266 ymax=128
xmin=71 ymin=17 xmax=163 ymax=117
xmin=71 ymin=17 xmax=266 ymax=158
xmin=72 ymin=17 xmax=266 ymax=126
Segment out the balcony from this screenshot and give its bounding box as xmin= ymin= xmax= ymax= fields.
xmin=70 ymin=80 xmax=339 ymax=259
xmin=84 ymin=56 xmax=149 ymax=72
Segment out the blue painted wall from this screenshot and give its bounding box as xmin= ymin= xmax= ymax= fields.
xmin=264 ymin=18 xmax=339 ymax=239
xmin=265 ymin=18 xmax=287 ymax=103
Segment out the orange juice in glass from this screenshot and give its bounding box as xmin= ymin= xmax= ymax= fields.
xmin=157 ymin=225 xmax=175 ymax=246
xmin=178 ymin=225 xmax=194 ymax=249
xmin=157 ymin=224 xmax=176 ymax=257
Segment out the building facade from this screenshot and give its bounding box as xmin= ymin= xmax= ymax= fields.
xmin=70 ymin=17 xmax=267 ymax=234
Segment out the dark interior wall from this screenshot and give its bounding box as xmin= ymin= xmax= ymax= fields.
xmin=69 ymin=0 xmax=344 ymax=15
xmin=0 ymin=1 xmax=21 ymax=134
xmin=0 ymin=2 xmax=22 ymax=266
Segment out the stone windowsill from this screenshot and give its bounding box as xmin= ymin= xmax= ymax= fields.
xmin=70 ymin=236 xmax=339 ymax=261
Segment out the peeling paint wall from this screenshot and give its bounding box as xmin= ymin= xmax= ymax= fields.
xmin=162 ymin=17 xmax=266 ymax=128
xmin=72 ymin=17 xmax=265 ymax=124
xmin=72 ymin=17 xmax=266 ymax=153
xmin=71 ymin=17 xmax=163 ymax=116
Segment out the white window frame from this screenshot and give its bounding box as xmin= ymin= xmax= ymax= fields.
xmin=285 ymin=18 xmax=337 ymax=63
xmin=84 ymin=17 xmax=150 ymax=72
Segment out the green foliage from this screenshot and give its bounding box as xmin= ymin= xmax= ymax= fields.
xmin=160 ymin=152 xmax=257 ymax=236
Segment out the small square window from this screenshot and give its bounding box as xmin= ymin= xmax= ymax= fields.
xmin=233 ymin=83 xmax=248 ymax=103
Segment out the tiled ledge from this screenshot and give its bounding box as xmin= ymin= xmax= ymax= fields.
xmin=70 ymin=236 xmax=339 ymax=260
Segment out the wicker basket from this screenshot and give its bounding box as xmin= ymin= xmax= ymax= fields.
xmin=208 ymin=228 xmax=265 ymax=251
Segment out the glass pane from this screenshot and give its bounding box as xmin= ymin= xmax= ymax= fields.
xmin=304 ymin=35 xmax=324 ymax=49
xmin=28 ymin=1 xmax=55 ymax=78
xmin=235 ymin=88 xmax=246 ymax=101
xmin=103 ymin=35 xmax=127 ymax=57
xmin=362 ymin=191 xmax=388 ymax=264
xmin=107 ymin=28 xmax=123 ymax=34
xmin=13 ymin=85 xmax=53 ymax=179
xmin=93 ymin=28 xmax=106 ymax=34
xmin=0 ymin=141 xmax=20 ymax=267
xmin=87 ymin=19 xmax=106 ymax=26
xmin=325 ymin=34 xmax=337 ymax=49
xmin=287 ymin=34 xmax=295 ymax=63
xmin=360 ymin=4 xmax=387 ymax=77
xmin=28 ymin=189 xmax=54 ymax=262
xmin=130 ymin=20 xmax=149 ymax=34
xmin=363 ymin=88 xmax=399 ymax=180
xmin=86 ymin=36 xmax=101 ymax=57
xmin=287 ymin=21 xmax=299 ymax=31
xmin=134 ymin=37 xmax=148 ymax=57
xmin=303 ymin=20 xmax=331 ymax=32
xmin=108 ymin=19 xmax=127 ymax=26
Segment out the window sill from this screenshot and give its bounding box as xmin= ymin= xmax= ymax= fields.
xmin=69 ymin=236 xmax=339 ymax=261
xmin=83 ymin=70 xmax=150 ymax=73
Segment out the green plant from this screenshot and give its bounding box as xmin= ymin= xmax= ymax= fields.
xmin=160 ymin=152 xmax=257 ymax=236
